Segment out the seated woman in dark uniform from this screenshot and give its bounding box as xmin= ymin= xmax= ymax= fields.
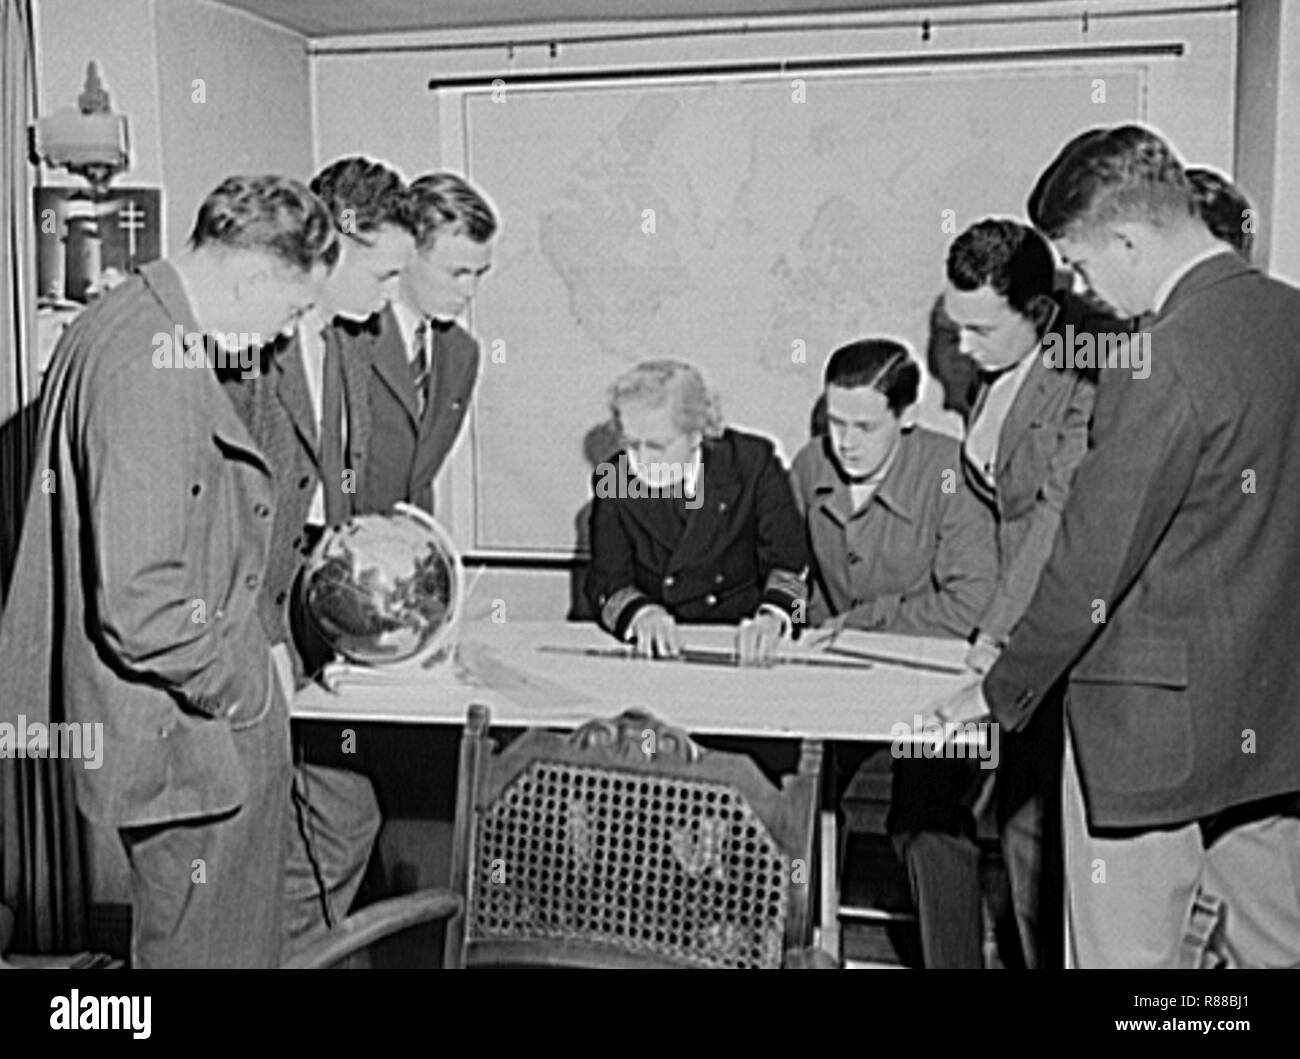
xmin=585 ymin=359 xmax=807 ymax=665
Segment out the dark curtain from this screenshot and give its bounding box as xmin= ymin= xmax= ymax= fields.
xmin=1 ymin=0 xmax=90 ymax=954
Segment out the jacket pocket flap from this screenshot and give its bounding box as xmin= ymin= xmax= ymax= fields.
xmin=1072 ymin=635 xmax=1189 ymax=688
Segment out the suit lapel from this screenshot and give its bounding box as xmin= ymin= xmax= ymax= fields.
xmin=371 ymin=306 xmax=421 ymax=427
xmin=995 ymin=356 xmax=1056 ymax=477
xmin=409 ymin=324 xmax=477 ymax=486
xmin=274 ymin=333 xmax=321 ymax=465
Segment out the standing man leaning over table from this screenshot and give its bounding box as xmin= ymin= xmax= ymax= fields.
xmin=290 ymin=172 xmax=496 ymax=954
xmin=789 ymin=339 xmax=998 ymax=969
xmin=942 ymin=217 xmax=1100 ymax=968
xmin=935 ymin=124 xmax=1300 ymax=968
xmin=0 ymin=175 xmax=339 ymax=967
xmin=222 ymin=156 xmax=416 ymax=963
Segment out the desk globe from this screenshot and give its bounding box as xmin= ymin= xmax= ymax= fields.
xmin=300 ymin=503 xmax=464 ymax=667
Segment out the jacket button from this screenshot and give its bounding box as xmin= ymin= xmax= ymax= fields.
xmin=298 ymin=475 xmax=311 ymax=489
xmin=663 ymin=575 xmax=675 ymax=588
xmin=705 ymin=594 xmax=718 ymax=606
xmin=254 ymin=503 xmax=270 ymax=518
xmin=245 ymin=574 xmax=259 ymax=589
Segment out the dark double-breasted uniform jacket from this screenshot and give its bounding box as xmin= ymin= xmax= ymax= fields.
xmin=585 ymin=428 xmax=807 ymax=639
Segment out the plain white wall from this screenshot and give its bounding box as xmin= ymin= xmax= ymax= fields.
xmin=154 ymin=0 xmax=314 ymax=254
xmin=1269 ymin=3 xmax=1300 ymax=286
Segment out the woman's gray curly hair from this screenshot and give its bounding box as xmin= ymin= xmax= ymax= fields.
xmin=607 ymin=359 xmax=725 ymax=439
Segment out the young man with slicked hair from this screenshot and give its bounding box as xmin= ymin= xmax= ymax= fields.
xmin=0 ymin=175 xmax=338 ymax=967
xmin=935 ymin=125 xmax=1300 ymax=968
xmin=791 ymin=339 xmax=998 ymax=968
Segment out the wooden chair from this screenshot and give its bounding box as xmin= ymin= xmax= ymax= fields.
xmin=444 ymin=704 xmax=834 ymax=969
xmin=286 ymin=890 xmax=462 ymax=969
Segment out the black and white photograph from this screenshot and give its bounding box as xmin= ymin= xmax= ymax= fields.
xmin=0 ymin=0 xmax=1296 ymax=1033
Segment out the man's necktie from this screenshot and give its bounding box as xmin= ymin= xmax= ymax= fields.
xmin=319 ymin=329 xmax=349 ymax=526
xmin=411 ymin=321 xmax=432 ymax=422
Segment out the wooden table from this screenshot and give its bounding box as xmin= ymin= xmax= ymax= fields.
xmin=294 ymin=620 xmax=974 ymax=961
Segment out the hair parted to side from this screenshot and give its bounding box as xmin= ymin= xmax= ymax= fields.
xmin=608 ymin=359 xmax=725 ymax=439
xmin=310 ymin=156 xmax=410 ymax=240
xmin=1186 ymin=167 xmax=1254 ymax=259
xmin=824 ymin=338 xmax=920 ymax=416
xmin=946 ymin=218 xmax=1056 ymax=316
xmin=189 ymin=174 xmax=339 ymax=272
xmin=406 ymin=171 xmax=498 ymax=251
xmin=1027 ymin=125 xmax=1196 ymax=239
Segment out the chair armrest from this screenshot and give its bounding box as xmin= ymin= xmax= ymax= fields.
xmin=784 ymin=945 xmax=839 ymax=969
xmin=285 ymin=889 xmax=462 ymax=969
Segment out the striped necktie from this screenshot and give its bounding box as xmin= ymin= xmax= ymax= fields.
xmin=412 ymin=321 xmax=432 ymax=421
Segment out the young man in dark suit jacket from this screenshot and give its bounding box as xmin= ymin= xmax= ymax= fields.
xmin=0 ymin=176 xmax=339 ymax=967
xmin=222 ymin=157 xmax=415 ymax=963
xmin=351 ymin=171 xmax=497 ymax=516
xmin=936 ymin=125 xmax=1300 ymax=968
xmin=942 ymin=218 xmax=1101 ymax=968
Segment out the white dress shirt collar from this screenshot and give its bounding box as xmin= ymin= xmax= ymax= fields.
xmin=390 ymin=300 xmax=426 ymax=364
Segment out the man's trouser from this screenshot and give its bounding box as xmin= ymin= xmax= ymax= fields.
xmin=119 ymin=692 xmax=292 ymax=969
xmin=1063 ymin=728 xmax=1300 ymax=968
xmin=996 ymin=691 xmax=1064 ymax=969
xmin=280 ymin=731 xmax=382 ymax=964
xmin=841 ymin=748 xmax=986 ymax=968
